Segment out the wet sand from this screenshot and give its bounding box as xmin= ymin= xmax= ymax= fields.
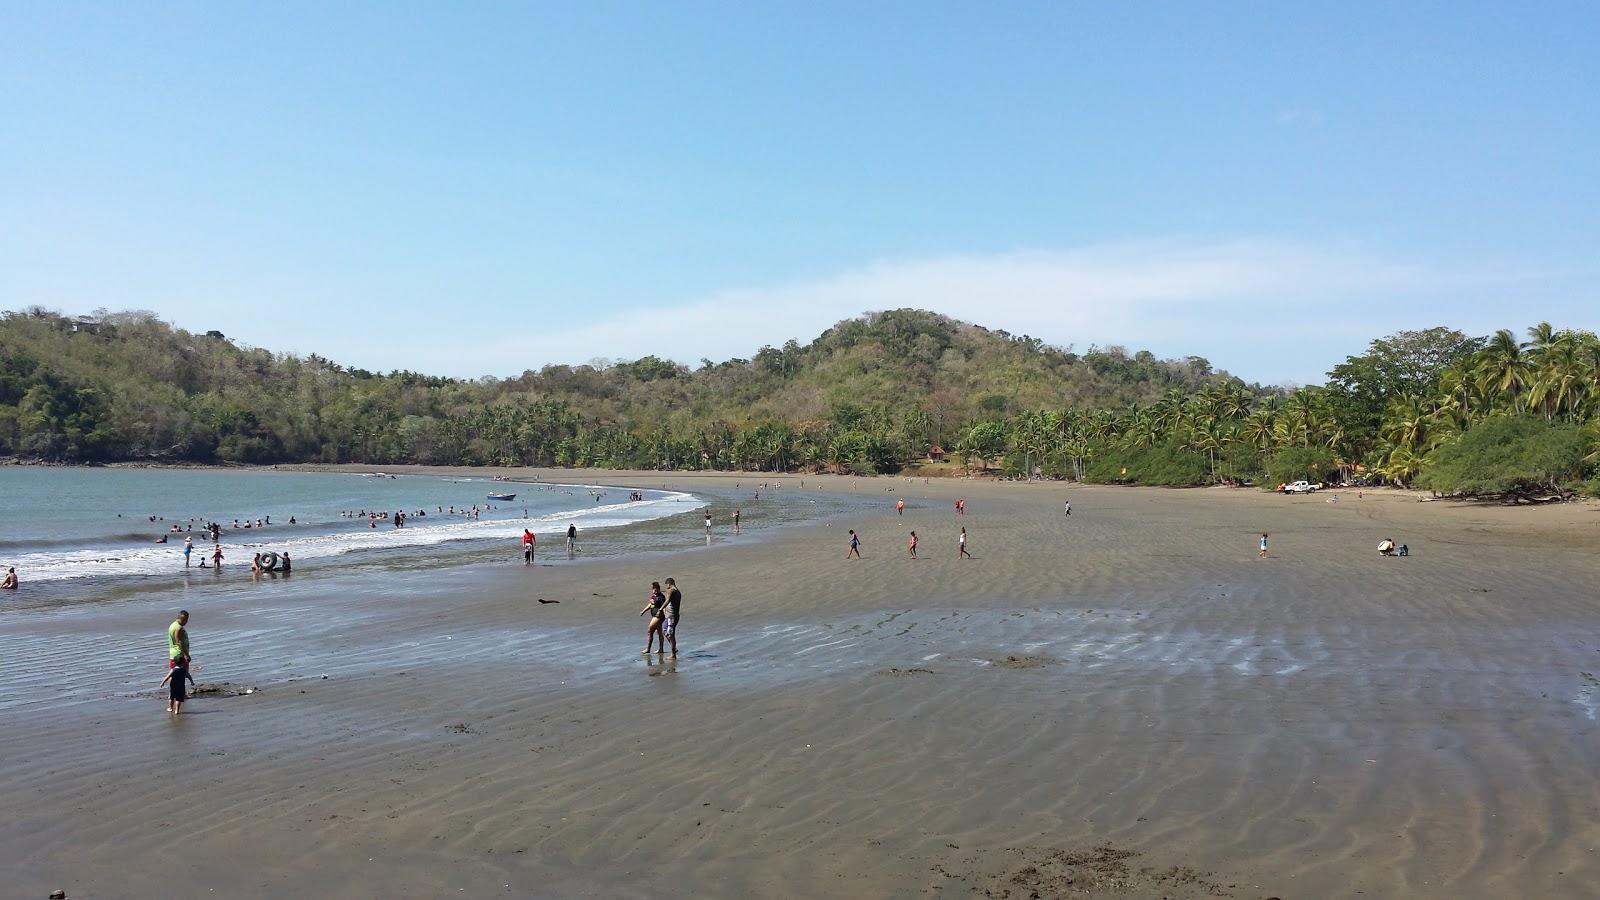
xmin=5 ymin=475 xmax=1600 ymax=899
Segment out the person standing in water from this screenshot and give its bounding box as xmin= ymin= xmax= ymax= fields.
xmin=168 ymin=610 xmax=190 ymax=669
xmin=566 ymin=524 xmax=578 ymax=555
xmin=663 ymin=577 xmax=682 ymax=659
xmin=733 ymin=509 xmax=741 ymax=533
xmin=705 ymin=511 xmax=713 ymax=534
xmin=1 ymin=567 xmax=17 ymax=589
xmin=640 ymin=581 xmax=667 ymax=654
xmin=159 ymin=657 xmax=196 ymax=715
xmin=182 ymin=536 xmax=193 ymax=568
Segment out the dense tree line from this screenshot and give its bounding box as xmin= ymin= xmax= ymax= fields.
xmin=3 ymin=308 xmax=1595 ymax=499
xmin=996 ymin=325 xmax=1599 ymax=500
xmin=0 ymin=307 xmax=1231 ymax=467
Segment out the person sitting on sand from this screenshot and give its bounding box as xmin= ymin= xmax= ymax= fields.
xmin=1 ymin=567 xmax=17 ymax=589
xmin=1378 ymin=538 xmax=1397 ymax=556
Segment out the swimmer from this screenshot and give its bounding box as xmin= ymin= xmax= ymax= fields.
xmin=1 ymin=567 xmax=17 ymax=589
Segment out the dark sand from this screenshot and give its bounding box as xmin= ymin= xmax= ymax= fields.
xmin=5 ymin=473 xmax=1600 ymax=899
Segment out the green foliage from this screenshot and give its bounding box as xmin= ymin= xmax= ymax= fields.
xmin=1264 ymin=445 xmax=1339 ymax=487
xmin=7 ymin=308 xmax=1597 ymax=497
xmin=1416 ymin=416 xmax=1590 ymax=499
xmin=1083 ymin=441 xmax=1210 ymax=486
xmin=1323 ymin=327 xmax=1482 ymax=460
xmin=962 ymin=421 xmax=1010 ymax=469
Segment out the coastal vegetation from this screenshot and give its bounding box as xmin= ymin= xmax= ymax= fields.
xmin=2 ymin=308 xmax=1596 ymax=499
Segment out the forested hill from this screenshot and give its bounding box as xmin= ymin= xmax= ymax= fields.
xmin=4 ymin=307 xmax=1597 ymax=501
xmin=0 ymin=308 xmax=1238 ymax=467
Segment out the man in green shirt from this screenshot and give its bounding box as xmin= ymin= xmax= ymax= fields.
xmin=168 ymin=610 xmax=190 ymax=670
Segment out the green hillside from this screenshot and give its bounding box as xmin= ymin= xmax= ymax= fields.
xmin=3 ymin=307 xmax=1596 ymax=500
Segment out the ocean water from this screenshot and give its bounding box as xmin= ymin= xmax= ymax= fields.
xmin=0 ymin=468 xmax=691 ymax=586
xmin=0 ymin=468 xmax=876 ymax=602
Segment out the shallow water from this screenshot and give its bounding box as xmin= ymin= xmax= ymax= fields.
xmin=0 ymin=468 xmax=870 ymax=602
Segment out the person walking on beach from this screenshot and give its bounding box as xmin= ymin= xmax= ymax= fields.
xmin=159 ymin=657 xmax=196 ymax=715
xmin=566 ymin=524 xmax=578 ymax=555
xmin=705 ymin=511 xmax=713 ymax=534
xmin=663 ymin=577 xmax=682 ymax=659
xmin=641 ymin=581 xmax=668 ymax=654
xmin=958 ymin=527 xmax=972 ymax=559
xmin=846 ymin=529 xmax=862 ymax=559
xmin=182 ymin=536 xmax=193 ymax=568
xmin=908 ymin=531 xmax=918 ymax=559
xmin=734 ymin=509 xmax=741 ymax=533
xmin=1064 ymin=500 xmax=1071 ymax=517
xmin=168 ymin=610 xmax=190 ymax=669
xmin=1259 ymin=533 xmax=1269 ymax=558
xmin=522 ymin=529 xmax=535 ymax=563
xmin=896 ymin=499 xmax=904 ymax=516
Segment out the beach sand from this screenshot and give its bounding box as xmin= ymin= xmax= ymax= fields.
xmin=5 ymin=473 xmax=1600 ymax=899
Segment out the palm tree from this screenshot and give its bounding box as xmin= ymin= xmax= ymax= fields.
xmin=1528 ymin=337 xmax=1585 ymax=423
xmin=1477 ymin=329 xmax=1529 ymax=414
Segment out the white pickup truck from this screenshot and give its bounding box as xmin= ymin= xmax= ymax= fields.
xmin=1282 ymin=480 xmax=1319 ymax=494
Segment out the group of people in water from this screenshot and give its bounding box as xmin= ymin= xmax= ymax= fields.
xmin=520 ymin=524 xmax=584 ymax=561
xmin=179 ymin=533 xmax=293 ymax=575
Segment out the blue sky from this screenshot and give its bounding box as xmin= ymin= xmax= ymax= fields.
xmin=3 ymin=2 xmax=1596 ymax=385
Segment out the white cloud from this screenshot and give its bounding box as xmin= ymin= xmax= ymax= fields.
xmin=1277 ymin=107 xmax=1325 ymax=126
xmin=469 ymin=237 xmax=1534 ymax=383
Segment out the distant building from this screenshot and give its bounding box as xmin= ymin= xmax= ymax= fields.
xmin=928 ymin=446 xmax=946 ymax=462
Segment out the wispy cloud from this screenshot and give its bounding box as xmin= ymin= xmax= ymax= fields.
xmin=1277 ymin=107 xmax=1325 ymax=126
xmin=471 ymin=237 xmax=1534 ymax=383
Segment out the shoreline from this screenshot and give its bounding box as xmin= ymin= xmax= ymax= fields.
xmin=9 ymin=453 xmax=1595 ymax=511
xmin=4 ymin=474 xmax=1600 ymax=898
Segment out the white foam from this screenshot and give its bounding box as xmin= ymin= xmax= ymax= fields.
xmin=12 ymin=490 xmax=695 ymax=583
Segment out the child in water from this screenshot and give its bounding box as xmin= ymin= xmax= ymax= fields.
xmin=159 ymin=658 xmax=196 ymax=715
